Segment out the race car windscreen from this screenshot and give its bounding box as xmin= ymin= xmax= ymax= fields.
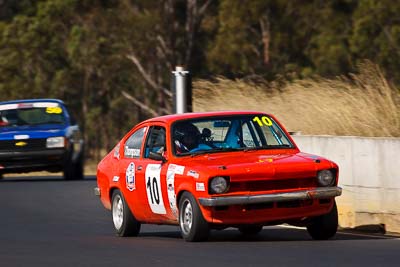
xmin=0 ymin=103 xmax=66 ymax=127
xmin=172 ymin=114 xmax=294 ymax=156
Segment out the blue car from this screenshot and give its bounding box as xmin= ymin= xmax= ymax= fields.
xmin=0 ymin=99 xmax=84 ymax=180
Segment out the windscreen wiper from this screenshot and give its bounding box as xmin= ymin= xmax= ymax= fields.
xmin=243 ymin=144 xmax=292 ymax=152
xmin=189 ymin=147 xmax=242 ymax=157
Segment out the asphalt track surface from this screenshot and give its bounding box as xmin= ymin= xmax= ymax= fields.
xmin=1 ymin=176 xmax=399 ymax=267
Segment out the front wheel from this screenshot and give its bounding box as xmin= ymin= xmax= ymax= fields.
xmin=111 ymin=190 xmax=141 ymax=237
xmin=64 ymin=155 xmax=84 ymax=180
xmin=179 ymin=192 xmax=209 ymax=242
xmin=307 ymin=201 xmax=338 ymax=240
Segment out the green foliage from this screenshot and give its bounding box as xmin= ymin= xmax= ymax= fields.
xmin=306 ymin=1 xmax=356 ymax=76
xmin=208 ymin=0 xmax=258 ymax=74
xmin=350 ymin=0 xmax=400 ymax=84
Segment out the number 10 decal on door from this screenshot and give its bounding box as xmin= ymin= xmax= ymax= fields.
xmin=145 ymin=164 xmax=166 ymax=214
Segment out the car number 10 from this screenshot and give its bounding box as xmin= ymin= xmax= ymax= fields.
xmin=147 ymin=177 xmax=160 ymax=204
xmin=145 ymin=164 xmax=166 ymax=214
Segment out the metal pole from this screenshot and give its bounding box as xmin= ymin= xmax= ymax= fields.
xmin=172 ymin=66 xmax=189 ymax=114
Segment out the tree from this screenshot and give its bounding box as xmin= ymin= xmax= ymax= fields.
xmin=207 ymin=0 xmax=322 ymax=78
xmin=305 ymin=0 xmax=356 ymax=76
xmin=119 ymin=0 xmax=213 ymax=115
xmin=1 ymin=0 xmax=399 ymax=158
xmin=350 ymin=0 xmax=400 ymax=84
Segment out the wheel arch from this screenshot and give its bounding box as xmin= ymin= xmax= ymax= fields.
xmin=176 ymin=189 xmax=190 ymax=209
xmin=175 ymin=181 xmax=195 ymax=207
xmin=175 ymin=188 xmax=213 ymax=224
xmin=109 ymin=186 xmax=120 ymax=202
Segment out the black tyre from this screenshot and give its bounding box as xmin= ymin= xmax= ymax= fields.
xmin=239 ymin=225 xmax=263 ymax=235
xmin=73 ymin=156 xmax=84 ymax=180
xmin=307 ymin=201 xmax=338 ymax=240
xmin=64 ymin=155 xmax=84 ymax=180
xmin=179 ymin=192 xmax=209 ymax=242
xmin=111 ymin=190 xmax=141 ymax=237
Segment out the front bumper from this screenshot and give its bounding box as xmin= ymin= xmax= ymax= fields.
xmin=0 ymin=149 xmax=67 ymax=172
xmin=198 ymin=186 xmax=342 ymax=207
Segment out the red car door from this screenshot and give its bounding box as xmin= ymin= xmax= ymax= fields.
xmin=135 ymin=125 xmax=178 ymax=224
xmin=117 ymin=126 xmax=151 ymax=222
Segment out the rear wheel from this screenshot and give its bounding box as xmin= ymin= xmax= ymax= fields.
xmin=179 ymin=192 xmax=209 ymax=242
xmin=307 ymin=201 xmax=338 ymax=240
xmin=112 ymin=190 xmax=141 ymax=237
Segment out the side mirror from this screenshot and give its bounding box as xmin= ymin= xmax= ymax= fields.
xmin=148 ymin=151 xmax=167 ymax=163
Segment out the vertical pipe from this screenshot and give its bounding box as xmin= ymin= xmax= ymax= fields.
xmin=172 ymin=66 xmax=189 ymax=114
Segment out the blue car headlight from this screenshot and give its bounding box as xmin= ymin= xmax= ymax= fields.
xmin=46 ymin=136 xmax=65 ymax=148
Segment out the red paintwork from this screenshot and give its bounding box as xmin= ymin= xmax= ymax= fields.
xmin=96 ymin=111 xmax=339 ymax=226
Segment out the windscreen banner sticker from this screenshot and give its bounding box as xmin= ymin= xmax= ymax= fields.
xmin=166 ymin=164 xmax=178 ymax=217
xmin=125 ymin=162 xmax=135 ymax=191
xmin=33 ymin=102 xmax=59 ymax=108
xmin=0 ymin=102 xmax=58 ymax=111
xmin=17 ymin=103 xmax=32 ymax=108
xmin=145 ymin=164 xmax=166 ymax=214
xmin=0 ymin=104 xmax=18 ymax=111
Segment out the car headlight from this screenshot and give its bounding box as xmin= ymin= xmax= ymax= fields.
xmin=46 ymin=136 xmax=65 ymax=148
xmin=209 ymin=176 xmax=229 ymax=194
xmin=317 ymin=170 xmax=334 ymax=186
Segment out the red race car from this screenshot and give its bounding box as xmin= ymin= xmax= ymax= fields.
xmin=95 ymin=111 xmax=341 ymax=241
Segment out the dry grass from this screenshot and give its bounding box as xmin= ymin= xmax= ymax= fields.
xmin=193 ymin=62 xmax=400 ymax=137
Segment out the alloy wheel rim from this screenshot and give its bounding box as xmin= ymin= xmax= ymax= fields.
xmin=180 ymin=199 xmax=193 ymax=235
xmin=112 ymin=195 xmax=124 ymax=230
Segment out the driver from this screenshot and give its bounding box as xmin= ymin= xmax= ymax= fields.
xmin=174 ymin=122 xmax=200 ymax=154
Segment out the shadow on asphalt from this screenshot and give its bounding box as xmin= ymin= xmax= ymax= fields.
xmin=136 ymin=227 xmax=399 ymax=242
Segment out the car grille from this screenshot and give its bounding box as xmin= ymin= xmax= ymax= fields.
xmin=0 ymin=139 xmax=47 ymax=151
xmin=228 ymin=177 xmax=317 ymax=193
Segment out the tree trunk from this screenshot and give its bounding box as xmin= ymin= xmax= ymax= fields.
xmin=260 ymin=14 xmax=271 ymax=66
xmin=82 ymin=67 xmax=90 ymax=151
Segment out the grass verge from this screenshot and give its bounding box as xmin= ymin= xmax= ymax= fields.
xmin=193 ymin=61 xmax=400 ymax=137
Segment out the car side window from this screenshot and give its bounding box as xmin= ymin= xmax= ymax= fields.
xmin=124 ymin=127 xmax=146 ymax=158
xmin=144 ymin=126 xmax=166 ymax=158
xmin=242 ymin=121 xmax=261 ymax=147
